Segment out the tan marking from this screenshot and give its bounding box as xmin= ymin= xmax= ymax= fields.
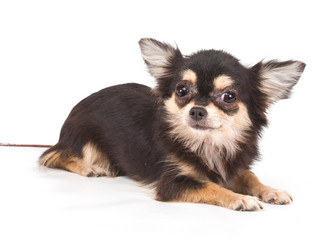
xmin=59 ymin=156 xmax=92 ymax=176
xmin=39 ymin=151 xmax=62 ymax=168
xmin=39 ymin=143 xmax=115 ymax=177
xmin=229 ymin=170 xmax=293 ymax=205
xmin=165 ymin=154 xmax=208 ymax=181
xmin=171 ymin=182 xmax=263 ymax=211
xmin=40 ymin=151 xmax=92 ymax=176
xmin=82 ymin=142 xmax=112 ymax=176
xmin=213 ymin=75 xmax=234 ymax=90
xmin=181 ymin=69 xmax=197 ymax=84
xmin=206 ymin=101 xmax=252 ymax=141
xmin=165 ymin=93 xmax=180 ymax=112
xmin=231 ymin=103 xmax=252 ymax=139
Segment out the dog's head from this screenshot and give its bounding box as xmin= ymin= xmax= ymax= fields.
xmin=139 ymin=38 xmax=305 ymax=170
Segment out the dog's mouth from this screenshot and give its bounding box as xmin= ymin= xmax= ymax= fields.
xmin=189 ymin=123 xmax=215 ymax=131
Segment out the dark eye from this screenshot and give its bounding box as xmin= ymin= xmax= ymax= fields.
xmin=220 ymin=91 xmax=237 ymax=103
xmin=176 ymin=85 xmax=190 ymax=98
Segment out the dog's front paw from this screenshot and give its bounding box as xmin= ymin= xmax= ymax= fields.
xmin=227 ymin=194 xmax=263 ymax=211
xmin=259 ymin=189 xmax=292 ymax=205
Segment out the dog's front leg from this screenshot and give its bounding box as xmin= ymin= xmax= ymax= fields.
xmin=229 ymin=170 xmax=293 ymax=205
xmin=155 ymin=174 xmax=263 ymax=211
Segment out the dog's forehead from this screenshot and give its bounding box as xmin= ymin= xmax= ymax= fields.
xmin=184 ymin=50 xmax=242 ymax=94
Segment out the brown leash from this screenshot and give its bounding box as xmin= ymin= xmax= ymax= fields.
xmin=0 ymin=143 xmax=53 ymax=148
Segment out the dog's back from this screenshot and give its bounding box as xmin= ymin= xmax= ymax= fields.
xmin=40 ymin=83 xmax=165 ymax=182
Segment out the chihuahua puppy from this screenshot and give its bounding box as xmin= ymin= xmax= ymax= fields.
xmin=40 ymin=38 xmax=305 ymax=211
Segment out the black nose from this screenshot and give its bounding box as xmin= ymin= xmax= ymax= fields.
xmin=189 ymin=107 xmax=207 ymax=121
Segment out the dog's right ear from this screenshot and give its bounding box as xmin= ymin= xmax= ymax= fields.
xmin=139 ymin=38 xmax=183 ymax=80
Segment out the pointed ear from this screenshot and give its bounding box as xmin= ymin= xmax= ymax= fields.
xmin=139 ymin=38 xmax=183 ymax=79
xmin=255 ymin=60 xmax=306 ymax=105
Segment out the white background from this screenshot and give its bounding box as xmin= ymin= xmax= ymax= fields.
xmin=1 ymin=0 xmax=335 ymax=239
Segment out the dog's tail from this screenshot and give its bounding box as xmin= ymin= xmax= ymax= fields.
xmin=39 ymin=142 xmax=115 ymax=177
xmin=39 ymin=143 xmax=74 ymax=171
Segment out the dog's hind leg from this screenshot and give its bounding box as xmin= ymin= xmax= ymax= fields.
xmin=39 ymin=142 xmax=114 ymax=177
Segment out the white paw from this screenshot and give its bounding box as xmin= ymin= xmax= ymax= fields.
xmin=259 ymin=189 xmax=293 ymax=205
xmin=227 ymin=194 xmax=263 ymax=211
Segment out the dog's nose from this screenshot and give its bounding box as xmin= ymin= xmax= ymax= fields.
xmin=189 ymin=107 xmax=207 ymax=121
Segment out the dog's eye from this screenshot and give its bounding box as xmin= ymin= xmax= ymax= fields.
xmin=220 ymin=91 xmax=237 ymax=103
xmin=176 ymin=85 xmax=190 ymax=97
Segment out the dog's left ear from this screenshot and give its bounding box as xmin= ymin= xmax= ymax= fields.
xmin=253 ymin=60 xmax=306 ymax=105
xmin=139 ymin=38 xmax=183 ymax=80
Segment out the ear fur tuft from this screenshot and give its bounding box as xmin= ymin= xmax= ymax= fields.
xmin=257 ymin=60 xmax=306 ymax=105
xmin=139 ymin=38 xmax=182 ymax=79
